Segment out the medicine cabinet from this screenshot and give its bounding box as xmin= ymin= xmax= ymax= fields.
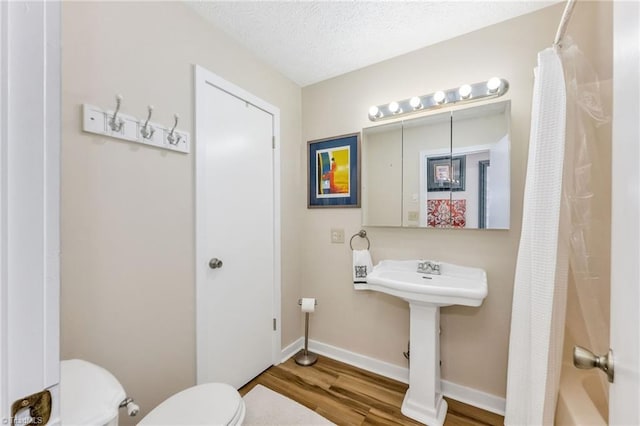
xmin=362 ymin=101 xmax=511 ymax=229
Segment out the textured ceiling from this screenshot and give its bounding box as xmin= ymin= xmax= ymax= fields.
xmin=188 ymin=1 xmax=559 ymax=87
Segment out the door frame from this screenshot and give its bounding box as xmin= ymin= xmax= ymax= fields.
xmin=193 ymin=65 xmax=282 ymax=376
xmin=610 ymin=1 xmax=640 ymax=423
xmin=0 ymin=1 xmax=61 ymax=423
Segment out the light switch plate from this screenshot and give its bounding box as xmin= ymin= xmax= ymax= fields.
xmin=331 ymin=228 xmax=345 ymax=244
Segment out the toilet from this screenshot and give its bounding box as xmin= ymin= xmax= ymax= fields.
xmin=137 ymin=383 xmax=245 ymax=425
xmin=61 ymin=359 xmax=245 ymax=426
xmin=61 ymin=359 xmax=128 ymax=426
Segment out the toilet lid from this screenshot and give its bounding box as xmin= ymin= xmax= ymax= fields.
xmin=138 ymin=383 xmax=244 ymax=426
xmin=60 ymin=359 xmax=126 ymax=426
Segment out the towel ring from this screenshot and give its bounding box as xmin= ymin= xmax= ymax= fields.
xmin=349 ymin=230 xmax=370 ymax=250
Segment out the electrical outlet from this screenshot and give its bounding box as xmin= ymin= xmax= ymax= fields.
xmin=331 ymin=228 xmax=344 ymax=244
xmin=408 ymin=211 xmax=419 ymax=221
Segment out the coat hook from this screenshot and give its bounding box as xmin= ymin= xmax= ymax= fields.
xmin=140 ymin=105 xmax=155 ymax=139
xmin=167 ymin=113 xmax=182 ymax=145
xmin=108 ymin=94 xmax=124 ymax=132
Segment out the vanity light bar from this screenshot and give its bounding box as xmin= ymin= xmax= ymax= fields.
xmin=367 ymin=78 xmax=509 ymax=122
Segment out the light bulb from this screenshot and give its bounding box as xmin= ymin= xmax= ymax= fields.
xmin=487 ymin=77 xmax=501 ymax=93
xmin=433 ymin=91 xmax=446 ymax=104
xmin=369 ymin=105 xmax=380 ymax=117
xmin=459 ymin=84 xmax=472 ymax=99
xmin=409 ymin=97 xmax=422 ymax=109
xmin=389 ymin=101 xmax=401 ymax=113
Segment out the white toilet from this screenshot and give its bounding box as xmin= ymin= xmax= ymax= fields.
xmin=61 ymin=359 xmax=245 ymax=426
xmin=61 ymin=359 xmax=129 ymax=426
xmin=137 ymin=383 xmax=245 ymax=426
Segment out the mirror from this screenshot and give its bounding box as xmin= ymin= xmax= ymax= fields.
xmin=362 ymin=100 xmax=511 ymax=229
xmin=362 ymin=121 xmax=403 ymax=226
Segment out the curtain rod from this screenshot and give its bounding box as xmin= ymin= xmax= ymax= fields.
xmin=554 ymin=0 xmax=577 ymax=46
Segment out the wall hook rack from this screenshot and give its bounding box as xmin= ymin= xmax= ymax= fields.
xmin=82 ymin=99 xmax=190 ymax=154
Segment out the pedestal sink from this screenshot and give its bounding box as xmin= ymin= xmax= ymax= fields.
xmin=354 ymin=260 xmax=488 ymax=426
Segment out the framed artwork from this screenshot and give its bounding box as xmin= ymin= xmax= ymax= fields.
xmin=307 ymin=132 xmax=361 ymax=208
xmin=427 ymin=199 xmax=467 ymax=228
xmin=427 ymin=155 xmax=466 ymax=192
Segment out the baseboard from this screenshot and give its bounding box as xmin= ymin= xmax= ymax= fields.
xmin=308 ymin=339 xmax=410 ymax=384
xmin=441 ymin=380 xmax=505 ymax=416
xmin=281 ymin=337 xmax=505 ymax=415
xmin=280 ymin=337 xmax=304 ymax=363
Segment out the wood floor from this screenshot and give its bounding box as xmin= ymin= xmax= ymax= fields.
xmin=239 ymin=355 xmax=504 ymax=426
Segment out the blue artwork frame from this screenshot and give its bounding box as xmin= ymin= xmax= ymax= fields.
xmin=307 ymin=132 xmax=361 ymax=208
xmin=427 ymin=155 xmax=466 ymax=192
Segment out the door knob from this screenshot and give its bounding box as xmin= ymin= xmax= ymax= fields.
xmin=573 ymin=346 xmax=614 ymax=383
xmin=209 ymin=258 xmax=223 ymax=269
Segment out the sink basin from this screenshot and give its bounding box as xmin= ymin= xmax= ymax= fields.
xmin=354 ymin=259 xmax=488 ymax=425
xmin=357 ymin=260 xmax=487 ymax=306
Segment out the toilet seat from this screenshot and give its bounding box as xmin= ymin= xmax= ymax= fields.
xmin=60 ymin=359 xmax=126 ymax=426
xmin=138 ymin=382 xmax=245 ymax=426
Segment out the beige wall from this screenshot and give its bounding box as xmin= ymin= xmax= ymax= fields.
xmin=301 ymin=2 xmax=611 ymax=399
xmin=61 ymin=2 xmax=301 ymax=423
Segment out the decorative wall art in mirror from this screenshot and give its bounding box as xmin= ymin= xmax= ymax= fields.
xmin=426 ymin=156 xmax=466 ymax=192
xmin=362 ymin=100 xmax=511 ymax=229
xmin=308 ymin=132 xmax=361 ymax=208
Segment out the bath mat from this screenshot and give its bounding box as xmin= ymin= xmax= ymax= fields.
xmin=243 ymin=384 xmax=335 ymax=425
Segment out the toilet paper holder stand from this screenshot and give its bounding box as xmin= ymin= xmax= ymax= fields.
xmin=295 ymin=299 xmax=318 ymax=367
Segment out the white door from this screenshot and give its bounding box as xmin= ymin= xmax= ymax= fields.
xmin=610 ymin=1 xmax=640 ymax=423
xmin=195 ymin=66 xmax=281 ymax=389
xmin=0 ymin=1 xmax=61 ymax=425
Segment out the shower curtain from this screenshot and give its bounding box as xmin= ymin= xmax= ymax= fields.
xmin=505 ymin=35 xmax=607 ymax=424
xmin=504 ymin=47 xmax=570 ymax=426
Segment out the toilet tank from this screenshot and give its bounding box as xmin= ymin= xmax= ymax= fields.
xmin=61 ymin=359 xmax=127 ymax=426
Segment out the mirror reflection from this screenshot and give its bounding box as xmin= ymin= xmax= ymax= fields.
xmin=362 ymin=100 xmax=511 ymax=229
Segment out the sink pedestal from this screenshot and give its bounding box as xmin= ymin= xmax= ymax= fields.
xmin=401 ymin=302 xmax=447 ymax=426
xmin=356 ymin=259 xmax=488 ymax=425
